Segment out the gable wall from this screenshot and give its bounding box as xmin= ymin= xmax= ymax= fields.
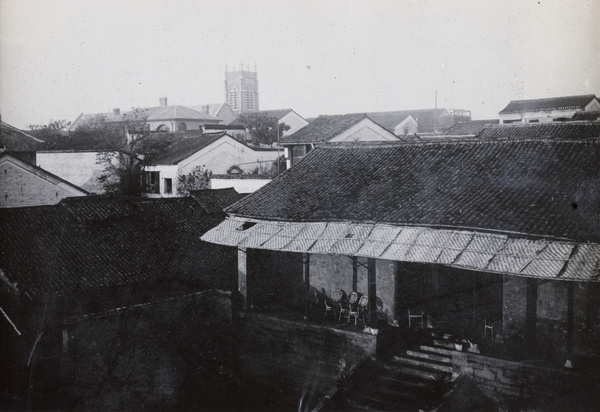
xmin=393 ymin=116 xmax=419 ymax=136
xmin=280 ymin=112 xmax=309 ymax=136
xmin=0 ymin=158 xmax=86 ymax=207
xmin=178 ymin=138 xmax=279 ymax=176
xmin=329 ymin=119 xmax=399 ymax=142
xmin=36 ymin=151 xmax=119 ymax=194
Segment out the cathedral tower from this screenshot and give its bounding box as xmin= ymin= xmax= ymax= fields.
xmin=225 ymin=64 xmax=259 ymax=115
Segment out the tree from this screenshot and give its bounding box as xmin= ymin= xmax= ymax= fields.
xmin=177 ymin=166 xmax=212 ymax=196
xmin=236 ymin=113 xmax=290 ymax=146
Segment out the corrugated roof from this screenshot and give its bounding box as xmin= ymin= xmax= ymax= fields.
xmin=280 ymin=113 xmax=369 ymax=144
xmin=0 ymin=192 xmax=240 ymax=296
xmin=499 ymin=95 xmax=598 ymax=114
xmin=224 ymin=138 xmax=600 ymax=243
xmin=478 ymin=122 xmax=600 ymax=139
xmin=202 ymin=219 xmax=600 ymax=281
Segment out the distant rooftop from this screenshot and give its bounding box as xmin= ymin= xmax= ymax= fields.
xmin=499 ymin=94 xmax=599 ymax=114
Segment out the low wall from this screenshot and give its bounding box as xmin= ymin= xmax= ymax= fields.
xmin=238 ymin=312 xmax=376 ymax=409
xmin=452 ymin=351 xmax=600 ymax=409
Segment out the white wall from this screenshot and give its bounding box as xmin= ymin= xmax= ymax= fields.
xmin=329 ymin=118 xmax=401 ymax=142
xmin=211 ymin=177 xmax=272 ymax=193
xmin=280 ymin=111 xmax=309 ymax=136
xmin=178 ymin=137 xmax=279 ymax=176
xmin=36 ymin=151 xmax=119 ymax=194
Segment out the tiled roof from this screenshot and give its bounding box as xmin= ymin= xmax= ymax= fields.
xmin=478 ymin=122 xmax=600 ymax=139
xmin=187 ymin=103 xmax=226 ymax=118
xmin=499 ymin=95 xmax=598 ymax=114
xmin=144 ymin=132 xmax=228 ymax=165
xmin=145 ymin=105 xmax=220 ymax=122
xmin=572 ymin=111 xmax=600 ymax=121
xmin=0 ymin=192 xmax=239 ymax=296
xmin=0 ymin=120 xmax=44 ymax=151
xmin=189 ymin=188 xmax=245 ymax=214
xmin=68 ymin=106 xmax=221 ymax=131
xmin=225 ymin=139 xmax=600 ymax=243
xmin=444 ymin=119 xmax=499 ymax=136
xmin=280 ymin=113 xmax=368 ymax=144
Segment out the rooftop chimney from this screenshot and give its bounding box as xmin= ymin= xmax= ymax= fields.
xmin=159 ymin=97 xmax=168 ymax=107
xmin=113 ymin=108 xmax=120 ymax=116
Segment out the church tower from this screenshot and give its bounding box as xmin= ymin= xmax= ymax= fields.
xmin=225 ymin=64 xmax=259 ymax=115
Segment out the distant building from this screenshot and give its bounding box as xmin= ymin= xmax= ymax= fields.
xmin=68 ymin=97 xmax=222 ymax=133
xmin=225 ymin=65 xmax=259 ymax=115
xmin=141 ymin=131 xmax=279 ymax=198
xmin=187 ymin=103 xmax=237 ymax=125
xmin=0 ymin=151 xmax=88 ymax=207
xmin=499 ymin=94 xmax=600 ymax=124
xmin=229 ymin=109 xmax=309 ymax=139
xmin=280 ymin=113 xmax=406 ymax=168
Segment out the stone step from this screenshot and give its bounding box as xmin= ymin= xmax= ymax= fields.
xmin=405 ymin=349 xmax=452 ymax=364
xmin=382 ymin=363 xmax=437 ymax=382
xmin=378 ymin=374 xmax=433 ymax=391
xmin=433 ymin=339 xmax=460 ymax=350
xmin=392 ymin=356 xmax=453 ymax=374
xmin=419 ymin=344 xmax=456 ymax=357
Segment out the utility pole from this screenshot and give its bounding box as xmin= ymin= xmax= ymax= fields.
xmin=434 ymin=89 xmax=437 ymax=134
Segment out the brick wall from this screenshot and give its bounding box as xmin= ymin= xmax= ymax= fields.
xmin=503 ymin=275 xmax=600 ymax=359
xmin=452 ymin=351 xmax=600 ymax=409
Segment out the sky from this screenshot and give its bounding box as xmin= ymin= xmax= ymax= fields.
xmin=0 ymin=0 xmax=599 ymax=129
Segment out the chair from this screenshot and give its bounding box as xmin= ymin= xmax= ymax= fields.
xmin=323 ymin=292 xmax=335 ymax=319
xmin=484 ymin=318 xmax=494 ymax=340
xmin=355 ymin=296 xmax=370 ymax=326
xmin=408 ymin=308 xmax=425 ymax=328
xmin=343 ymin=292 xmax=360 ymax=322
xmin=331 ymin=290 xmax=347 ymax=321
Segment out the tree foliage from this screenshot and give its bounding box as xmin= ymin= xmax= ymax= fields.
xmin=236 ymin=113 xmax=290 ymax=146
xmin=177 ymin=166 xmax=212 ymax=196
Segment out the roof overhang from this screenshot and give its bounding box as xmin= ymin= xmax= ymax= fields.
xmin=202 ymin=217 xmax=600 ymax=282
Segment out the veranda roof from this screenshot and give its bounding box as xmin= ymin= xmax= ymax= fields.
xmin=201 ymin=218 xmax=600 ymax=282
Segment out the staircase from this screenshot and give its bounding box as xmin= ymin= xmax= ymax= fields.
xmin=331 ymin=343 xmax=456 ymax=411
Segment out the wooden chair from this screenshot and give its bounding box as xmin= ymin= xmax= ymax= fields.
xmin=331 ymin=290 xmax=347 ymax=321
xmin=343 ymin=292 xmax=360 ymax=322
xmin=484 ymin=318 xmax=494 ymax=340
xmin=408 ymin=308 xmax=425 ymax=328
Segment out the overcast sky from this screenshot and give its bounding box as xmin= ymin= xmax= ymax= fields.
xmin=1 ymin=0 xmax=599 ymax=129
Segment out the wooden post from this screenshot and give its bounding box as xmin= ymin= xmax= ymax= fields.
xmin=525 ymin=278 xmax=538 ymax=351
xmin=567 ymin=282 xmax=574 ymax=356
xmin=238 ymin=247 xmax=248 ymax=311
xmin=303 ymin=253 xmax=310 ymax=319
xmin=352 ymin=256 xmax=358 ymax=292
xmin=367 ymin=258 xmax=377 ymax=323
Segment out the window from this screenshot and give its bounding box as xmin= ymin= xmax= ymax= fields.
xmin=143 ymin=171 xmax=160 ymax=193
xmin=528 ymin=119 xmax=539 ymax=123
xmin=291 ymin=144 xmax=312 ymax=164
xmin=164 ymin=178 xmax=172 ymax=194
xmin=246 ymin=84 xmax=254 ymax=110
xmin=229 ymin=85 xmax=239 ymax=111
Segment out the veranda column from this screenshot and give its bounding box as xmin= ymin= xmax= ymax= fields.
xmin=238 ymin=247 xmax=248 ymax=311
xmin=303 ymin=253 xmax=310 ymax=319
xmin=367 ymin=258 xmax=377 ymax=323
